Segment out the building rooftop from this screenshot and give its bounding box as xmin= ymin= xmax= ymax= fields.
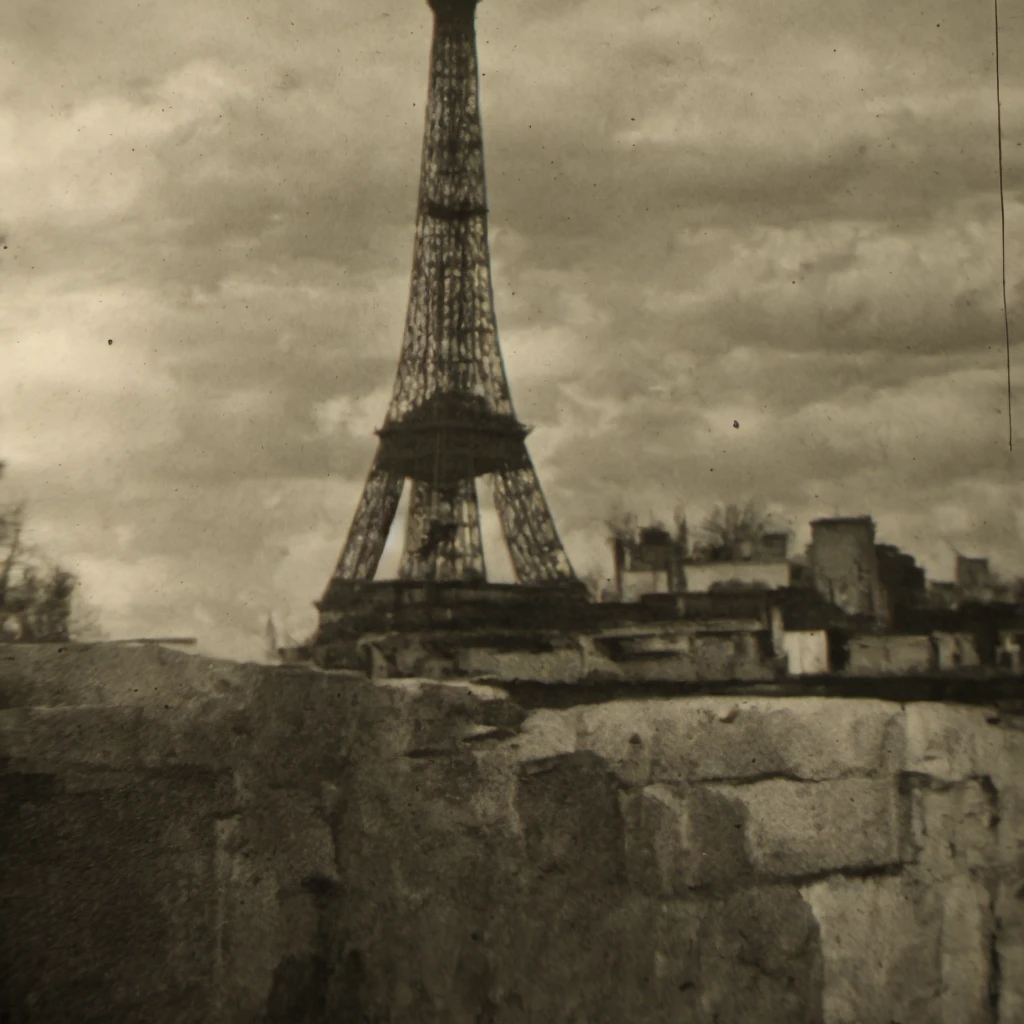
xmin=810 ymin=516 xmax=875 ymax=528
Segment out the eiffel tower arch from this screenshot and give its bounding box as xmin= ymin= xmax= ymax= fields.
xmin=314 ymin=0 xmax=590 ymax=650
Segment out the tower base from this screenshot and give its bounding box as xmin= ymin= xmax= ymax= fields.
xmin=311 ymin=579 xmax=594 ymax=671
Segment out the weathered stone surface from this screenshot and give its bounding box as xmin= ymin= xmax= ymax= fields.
xmin=0 ymin=642 xmax=254 ymax=709
xmin=213 ymin=793 xmax=341 ymax=1024
xmin=714 ymin=777 xmax=903 ymax=878
xmin=621 ymin=783 xmax=753 ymax=894
xmin=804 ymin=875 xmax=942 ymax=1023
xmin=996 ymin=874 xmax=1024 ymax=1024
xmin=497 ymin=708 xmax=578 ymax=765
xmin=577 ymin=697 xmax=902 ymax=787
xmin=906 ymin=777 xmax=999 ymax=881
xmin=621 ymin=776 xmax=901 ymax=891
xmin=904 ymin=703 xmax=1003 ymax=782
xmin=0 ymin=704 xmax=153 ymax=770
xmin=3 ymin=644 xmax=1024 ymax=1023
xmin=456 ymin=637 xmax=623 ymax=683
xmin=805 ymin=873 xmax=995 ymax=1024
xmin=699 ymin=886 xmax=824 ymax=1023
xmin=1 ymin=769 xmax=222 ymax=1023
xmin=939 ymin=876 xmax=996 ymax=1024
xmin=363 ymin=677 xmax=523 ymax=758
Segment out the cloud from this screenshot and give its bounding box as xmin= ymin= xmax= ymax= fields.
xmin=1 ymin=0 xmax=1022 ymax=655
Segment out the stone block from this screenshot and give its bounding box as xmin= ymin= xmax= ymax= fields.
xmin=210 ymin=791 xmax=343 ymax=1021
xmin=1 ymin=774 xmax=221 ymax=1023
xmin=804 ymin=875 xmax=942 ymax=1024
xmin=698 ymin=886 xmax=824 ymax=1024
xmin=621 ymin=777 xmax=901 ymax=891
xmin=939 ymin=876 xmax=995 ymax=1024
xmin=998 ymin=942 xmax=1024 ymax=1024
xmin=576 ymin=702 xmax=655 ymax=786
xmin=0 ymin=703 xmax=238 ymax=775
xmin=621 ymin=783 xmax=754 ymax=895
xmin=995 ymin=873 xmax=1024 ymax=1024
xmin=213 ymin=817 xmax=283 ymax=1023
xmin=459 ymin=646 xmax=587 ymax=683
xmin=804 ymin=874 xmax=994 ymax=1024
xmin=902 ymin=716 xmax=1024 ymax=877
xmin=709 ymin=777 xmax=902 ymax=878
xmin=0 ymin=641 xmax=253 ymax=709
xmin=576 ymin=698 xmax=902 ymax=789
xmin=576 ymin=635 xmax=625 ymax=681
xmin=351 ymin=677 xmax=522 ymax=760
xmin=495 ymin=708 xmax=577 ymax=766
xmin=0 ymin=669 xmax=368 ymax=782
xmin=240 ymin=673 xmax=367 ymax=782
xmin=904 ymin=703 xmax=1001 ymax=783
xmin=907 ymin=778 xmax=998 ymax=882
xmin=514 ymin=752 xmax=625 ymax=882
xmin=620 ymin=785 xmax=682 ymax=896
xmin=0 ymin=705 xmax=144 ymax=771
xmin=997 ymin=774 xmax=1024 ymax=872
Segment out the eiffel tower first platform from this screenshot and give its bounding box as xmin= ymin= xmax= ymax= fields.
xmin=312 ymin=0 xmax=591 ymax=663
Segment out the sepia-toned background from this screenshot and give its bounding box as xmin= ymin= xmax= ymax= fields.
xmin=1 ymin=0 xmax=1022 ymax=658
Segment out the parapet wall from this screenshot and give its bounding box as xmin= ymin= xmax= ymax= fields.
xmin=2 ymin=643 xmax=1024 ymax=1023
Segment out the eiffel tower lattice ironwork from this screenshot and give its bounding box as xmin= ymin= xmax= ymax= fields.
xmin=321 ymin=0 xmax=578 ymax=595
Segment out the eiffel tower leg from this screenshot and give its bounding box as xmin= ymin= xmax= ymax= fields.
xmin=492 ymin=462 xmax=575 ymax=584
xmin=399 ymin=477 xmax=486 ymax=582
xmin=327 ymin=453 xmax=405 ymax=584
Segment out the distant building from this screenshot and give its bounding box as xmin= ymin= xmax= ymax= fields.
xmin=846 ymin=634 xmax=933 ymax=676
xmin=682 ymin=528 xmax=791 ymax=594
xmin=956 ymin=555 xmax=992 ymax=594
xmin=875 ymin=543 xmax=926 ymax=624
xmin=927 ymin=580 xmax=961 ymax=610
xmin=788 ymin=555 xmax=814 ymax=589
xmin=611 ymin=525 xmax=686 ymax=603
xmin=683 ymin=561 xmax=791 ymax=594
xmin=759 ymin=531 xmax=790 ymax=561
xmin=808 ymin=516 xmax=887 ymax=623
xmin=952 ymin=554 xmax=1018 ymax=603
xmin=783 ymin=630 xmax=830 ymax=675
xmin=934 ymin=554 xmax=1020 ymax=606
xmin=612 ymin=522 xmax=793 ymax=603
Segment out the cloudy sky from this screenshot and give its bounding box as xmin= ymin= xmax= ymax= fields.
xmin=1 ymin=0 xmax=1022 ymax=660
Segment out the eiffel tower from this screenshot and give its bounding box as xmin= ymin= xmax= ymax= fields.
xmin=315 ymin=0 xmax=586 ymax=643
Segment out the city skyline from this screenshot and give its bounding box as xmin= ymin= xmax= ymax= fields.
xmin=1 ymin=0 xmax=1022 ymax=660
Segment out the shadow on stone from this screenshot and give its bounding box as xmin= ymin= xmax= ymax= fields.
xmin=699 ymin=886 xmax=825 ymax=1024
xmin=265 ymin=955 xmax=329 ymax=1024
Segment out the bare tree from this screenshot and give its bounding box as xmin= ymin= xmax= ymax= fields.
xmin=69 ymin=590 xmax=108 ymax=642
xmin=1 ymin=463 xmax=85 ymax=643
xmin=604 ymin=503 xmax=638 ymax=544
xmin=695 ymin=499 xmax=779 ymax=562
xmin=1 ymin=550 xmax=79 ymax=643
xmin=672 ymin=506 xmax=689 ymax=553
xmin=0 ymin=501 xmax=25 ymax=610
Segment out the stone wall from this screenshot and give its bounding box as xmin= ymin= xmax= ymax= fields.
xmin=2 ymin=643 xmax=1024 ymax=1023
